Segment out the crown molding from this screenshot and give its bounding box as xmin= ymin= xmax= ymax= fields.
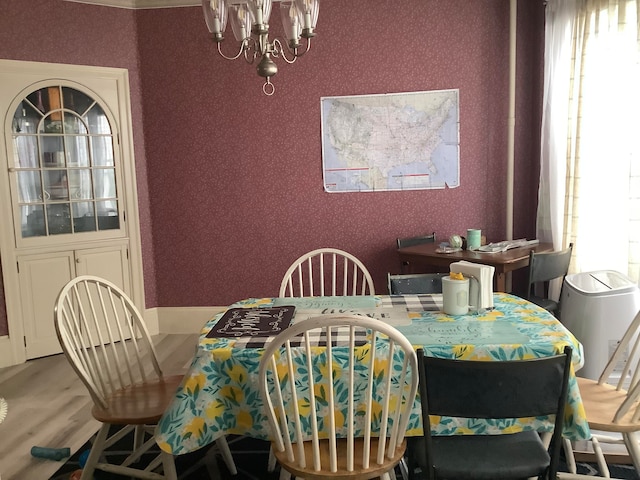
xmin=63 ymin=0 xmax=199 ymax=9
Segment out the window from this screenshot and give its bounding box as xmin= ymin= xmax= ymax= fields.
xmin=540 ymin=0 xmax=640 ymax=282
xmin=10 ymin=86 xmax=120 ymax=238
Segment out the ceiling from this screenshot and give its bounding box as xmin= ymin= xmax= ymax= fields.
xmin=63 ymin=0 xmax=198 ymax=9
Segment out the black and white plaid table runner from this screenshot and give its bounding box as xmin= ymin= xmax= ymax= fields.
xmin=225 ymin=295 xmax=439 ymax=349
xmin=380 ymin=294 xmax=440 ymax=311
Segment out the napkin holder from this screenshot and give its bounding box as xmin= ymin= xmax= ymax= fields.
xmin=449 ymin=261 xmax=495 ymax=311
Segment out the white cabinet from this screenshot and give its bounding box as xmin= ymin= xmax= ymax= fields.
xmin=18 ymin=243 xmax=130 ymax=359
xmin=18 ymin=251 xmax=74 ymax=359
xmin=0 ymin=61 xmax=145 ymax=366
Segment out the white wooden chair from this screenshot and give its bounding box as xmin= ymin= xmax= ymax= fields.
xmin=560 ymin=309 xmax=640 ymax=479
xmin=54 ymin=275 xmax=236 ymax=480
xmin=258 ymin=313 xmax=418 ymax=480
xmin=279 ymin=248 xmax=375 ymax=297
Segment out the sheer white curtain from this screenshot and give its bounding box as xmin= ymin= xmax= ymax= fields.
xmin=539 ymin=0 xmax=640 ymax=283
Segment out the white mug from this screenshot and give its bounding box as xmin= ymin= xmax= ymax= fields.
xmin=442 ymin=276 xmax=469 ymax=315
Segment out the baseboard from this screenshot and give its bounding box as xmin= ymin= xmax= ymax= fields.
xmin=0 ymin=308 xmax=225 ymax=368
xmin=574 ymin=451 xmax=633 ymax=465
xmin=149 ymin=306 xmax=226 ymax=334
xmin=572 ymin=431 xmax=633 ymax=465
xmin=0 ymin=335 xmax=13 ymax=368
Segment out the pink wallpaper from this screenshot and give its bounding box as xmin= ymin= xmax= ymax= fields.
xmin=0 ymin=0 xmax=545 ymax=334
xmin=137 ymin=0 xmax=544 ymax=306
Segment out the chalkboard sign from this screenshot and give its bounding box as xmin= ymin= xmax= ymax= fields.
xmin=207 ymin=306 xmax=295 ymax=338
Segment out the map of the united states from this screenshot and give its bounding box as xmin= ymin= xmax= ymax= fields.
xmin=321 ymin=89 xmax=459 ymax=192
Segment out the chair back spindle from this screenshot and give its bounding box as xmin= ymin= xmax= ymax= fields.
xmin=280 ymin=248 xmax=375 ymax=297
xmin=259 ymin=314 xmax=418 ymax=478
xmin=55 ymin=276 xmax=161 ymax=410
xmin=53 ymin=275 xmax=192 ymax=479
xmin=597 ymin=309 xmax=640 ymax=423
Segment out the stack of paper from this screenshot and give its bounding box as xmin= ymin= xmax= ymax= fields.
xmin=449 ymin=261 xmax=495 ymax=310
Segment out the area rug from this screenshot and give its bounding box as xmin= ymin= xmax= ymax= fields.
xmin=50 ymin=429 xmax=639 ymax=480
xmin=558 ymin=453 xmax=639 ymax=480
xmin=50 ymin=432 xmax=279 ymax=480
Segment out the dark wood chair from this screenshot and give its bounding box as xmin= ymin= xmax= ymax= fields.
xmin=397 ymin=232 xmax=437 ymax=249
xmin=387 ymin=273 xmax=447 ymax=295
xmin=397 ymin=232 xmax=437 ymax=273
xmin=526 ymin=243 xmax=573 ymax=314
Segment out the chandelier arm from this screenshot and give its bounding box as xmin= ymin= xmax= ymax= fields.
xmin=216 ymin=41 xmax=246 ymax=61
xmin=243 ymin=48 xmax=257 ymax=65
xmin=271 ymin=37 xmax=311 ymax=65
xmin=243 ymin=37 xmax=260 ymax=65
xmin=300 ymin=37 xmax=312 ymax=55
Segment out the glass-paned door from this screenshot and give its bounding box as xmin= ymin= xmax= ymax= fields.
xmin=10 ymin=86 xmax=120 ymax=239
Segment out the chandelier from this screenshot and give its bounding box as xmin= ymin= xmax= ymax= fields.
xmin=202 ymin=0 xmax=319 ymax=95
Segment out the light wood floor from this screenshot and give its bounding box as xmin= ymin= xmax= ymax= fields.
xmin=0 ymin=333 xmax=198 ymax=480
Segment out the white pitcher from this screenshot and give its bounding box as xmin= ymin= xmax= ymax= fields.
xmin=442 ymin=276 xmax=469 ymax=315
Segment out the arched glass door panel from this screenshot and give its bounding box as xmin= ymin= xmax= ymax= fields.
xmin=10 ymin=86 xmax=120 ymax=239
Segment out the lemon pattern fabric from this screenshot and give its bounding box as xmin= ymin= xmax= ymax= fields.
xmin=156 ymin=293 xmax=589 ymax=455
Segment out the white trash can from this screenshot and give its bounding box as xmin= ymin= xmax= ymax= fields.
xmin=560 ymin=270 xmax=640 ymax=380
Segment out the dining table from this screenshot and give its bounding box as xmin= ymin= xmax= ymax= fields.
xmin=397 ymin=241 xmax=554 ymax=292
xmin=156 ymin=293 xmax=589 ymax=456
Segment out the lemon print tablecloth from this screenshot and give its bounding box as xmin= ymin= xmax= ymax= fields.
xmin=156 ymin=293 xmax=589 ymax=455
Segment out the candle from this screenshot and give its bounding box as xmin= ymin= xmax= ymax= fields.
xmin=256 ymin=5 xmax=264 ymax=25
xmin=290 ymin=17 xmax=299 ymax=41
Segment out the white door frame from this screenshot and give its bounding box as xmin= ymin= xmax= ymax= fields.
xmin=0 ymin=60 xmax=146 ymax=367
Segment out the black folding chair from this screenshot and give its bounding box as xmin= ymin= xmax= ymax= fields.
xmin=408 ymin=346 xmax=573 ymax=480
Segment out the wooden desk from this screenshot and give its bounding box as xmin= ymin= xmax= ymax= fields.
xmin=397 ymin=242 xmax=554 ymax=292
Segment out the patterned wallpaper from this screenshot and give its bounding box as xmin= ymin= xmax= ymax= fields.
xmin=137 ymin=0 xmax=544 ymax=306
xmin=0 ymin=0 xmax=545 ymax=334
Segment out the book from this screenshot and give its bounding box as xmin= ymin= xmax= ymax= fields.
xmin=206 ymin=306 xmax=295 ymax=338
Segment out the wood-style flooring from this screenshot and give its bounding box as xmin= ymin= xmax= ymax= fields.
xmin=0 ymin=333 xmax=198 ymax=480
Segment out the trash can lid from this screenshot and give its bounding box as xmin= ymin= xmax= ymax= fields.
xmin=565 ymin=270 xmax=638 ymax=295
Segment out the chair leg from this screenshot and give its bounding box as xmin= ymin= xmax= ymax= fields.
xmin=215 ymin=436 xmax=238 ymax=475
xmin=397 ymin=457 xmax=410 ymax=480
xmin=161 ymin=450 xmax=177 ymax=480
xmin=563 ymin=437 xmax=578 ymax=474
xmin=623 ymin=431 xmax=640 ymax=474
xmin=81 ymin=422 xmax=176 ymax=480
xmin=592 ymin=435 xmax=611 ymax=477
xmin=81 ymin=423 xmax=110 ymax=480
xmin=268 ymin=446 xmax=278 ymax=472
xmin=279 ymin=467 xmax=292 ymax=480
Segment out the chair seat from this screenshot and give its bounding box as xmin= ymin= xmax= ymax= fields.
xmin=409 ymin=431 xmax=550 ymax=480
xmin=529 ymin=295 xmax=559 ymax=313
xmin=273 ymin=437 xmax=406 ymax=480
xmin=577 ymin=377 xmax=640 ymax=432
xmin=92 ymin=374 xmax=184 ymax=424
